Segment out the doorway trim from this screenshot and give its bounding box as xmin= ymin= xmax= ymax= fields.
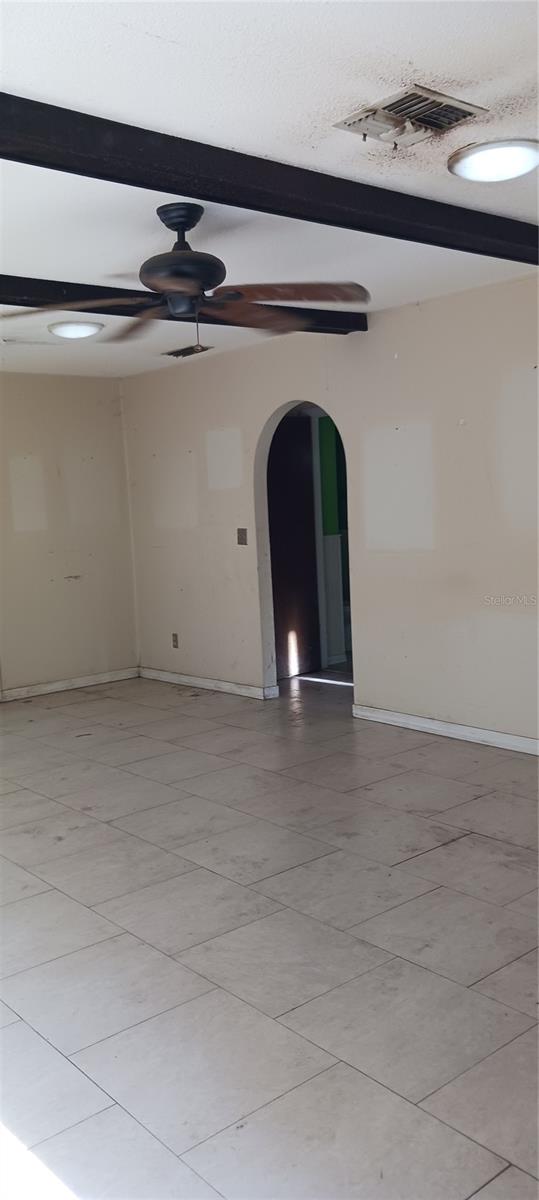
xmin=255 ymin=400 xmax=352 ymax=697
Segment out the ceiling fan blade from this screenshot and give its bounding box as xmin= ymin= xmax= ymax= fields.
xmin=0 ymin=295 xmax=153 ymax=323
xmin=201 ymin=299 xmax=309 ymax=333
xmin=212 ymin=282 xmax=371 ymax=304
xmin=105 ymin=271 xmax=142 ymax=285
xmin=106 ymin=302 xmax=169 ymax=342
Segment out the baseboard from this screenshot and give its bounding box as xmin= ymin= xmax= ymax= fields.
xmin=140 ymin=667 xmax=277 ymax=701
xmin=352 ymin=704 xmax=538 ymax=756
xmin=1 ymin=668 xmax=139 ymax=703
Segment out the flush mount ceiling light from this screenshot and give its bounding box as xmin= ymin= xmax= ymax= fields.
xmin=48 ymin=321 xmax=104 ymax=339
xmin=448 ymin=139 xmax=539 ymax=182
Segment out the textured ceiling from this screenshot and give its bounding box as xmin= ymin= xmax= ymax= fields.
xmin=2 ymin=0 xmax=537 ymax=219
xmin=1 ymin=0 xmax=537 ymax=376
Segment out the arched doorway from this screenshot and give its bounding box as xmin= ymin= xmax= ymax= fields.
xmin=259 ymin=403 xmax=352 ymax=691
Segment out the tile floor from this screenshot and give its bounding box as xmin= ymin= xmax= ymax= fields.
xmin=0 ymin=675 xmax=537 ymax=1200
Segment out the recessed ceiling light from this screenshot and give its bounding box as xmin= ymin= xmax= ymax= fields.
xmin=448 ymin=139 xmax=539 ymax=182
xmin=48 ymin=321 xmax=104 ymax=339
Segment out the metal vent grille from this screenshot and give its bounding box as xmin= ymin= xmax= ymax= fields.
xmin=335 ymin=86 xmax=487 ymax=147
xmin=383 ymin=91 xmax=477 ymax=131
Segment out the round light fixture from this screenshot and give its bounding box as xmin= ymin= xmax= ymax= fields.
xmin=448 ymin=139 xmax=539 ymax=182
xmin=48 ymin=321 xmax=104 ymax=339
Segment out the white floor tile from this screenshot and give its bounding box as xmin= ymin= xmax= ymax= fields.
xmin=166 ymin=723 xmax=266 ymax=754
xmin=213 ymin=780 xmax=365 ymax=831
xmin=227 ymin=737 xmax=339 ymax=771
xmin=472 ymin=950 xmax=538 ymax=1018
xmin=125 ymin=748 xmax=229 ymax=784
xmin=0 ymin=810 xmax=126 ymax=866
xmin=129 ymin=715 xmax=221 ymax=741
xmin=399 ymin=834 xmax=538 ymax=905
xmin=57 ymin=776 xmax=192 ymax=821
xmin=284 ymin=753 xmax=407 ymax=792
xmin=0 ymin=932 xmax=212 ymax=1053
xmin=508 ymin=889 xmax=539 ymax=917
xmin=0 ymin=999 xmax=18 ymax=1027
xmin=0 ymin=790 xmax=66 ymax=831
xmin=179 ymin=908 xmax=391 ymax=1016
xmin=31 ymin=834 xmax=195 ymax=905
xmin=0 ymin=779 xmax=23 ymax=796
xmin=352 ymin=887 xmax=537 ymax=985
xmin=17 ymin=759 xmax=129 ymax=799
xmin=438 ymin=790 xmax=538 ymax=850
xmin=422 ymin=1028 xmax=538 ymax=1176
xmin=463 ymin=756 xmax=539 ymax=800
xmin=0 ymin=889 xmax=118 ymax=978
xmin=72 ymin=989 xmax=334 ymax=1154
xmin=96 ymin=868 xmax=280 ymax=954
xmin=356 ymin=770 xmax=489 ymax=815
xmin=178 ymin=819 xmax=332 ymax=883
xmin=280 ymin=957 xmax=533 ymax=1101
xmin=182 ymin=762 xmax=303 ymax=804
xmin=0 ymin=856 xmax=51 ymax=905
xmin=113 ymin=793 xmax=254 ymax=849
xmin=386 ymin=741 xmax=509 ymax=781
xmin=465 ymin=1167 xmax=539 ymax=1198
xmin=311 ymin=800 xmax=463 ymax=866
xmin=184 ymin=1062 xmax=505 ymax=1200
xmin=0 ymin=745 xmax=80 ymax=781
xmin=0 ymin=1021 xmax=110 ymax=1147
xmin=252 ymin=850 xmax=441 ymax=928
xmin=34 ymin=1106 xmax=220 ymax=1198
xmin=86 ymin=734 xmax=186 ymax=765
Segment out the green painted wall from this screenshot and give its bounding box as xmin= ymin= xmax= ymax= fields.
xmin=318 ymin=416 xmax=340 ymax=535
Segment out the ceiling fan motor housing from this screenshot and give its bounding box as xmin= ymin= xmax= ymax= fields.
xmin=139 ymin=249 xmax=227 ymax=295
xmin=139 ymin=201 xmax=227 ymax=295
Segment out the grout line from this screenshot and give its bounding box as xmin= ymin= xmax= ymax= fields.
xmin=29 ymin=1103 xmax=117 ymax=1150
xmin=462 ymin=1164 xmax=512 ymax=1200
xmin=470 ymin=945 xmax=539 ymax=988
xmin=89 ymin=901 xmax=286 ymax=957
xmin=64 ymin=988 xmax=217 ymax=1058
xmin=417 ymin=1022 xmax=539 ymax=1107
xmin=0 ymin=933 xmax=124 ymax=981
xmin=335 ymin=1062 xmax=515 ymax=1177
xmin=177 ymin=1062 xmax=340 ymax=1159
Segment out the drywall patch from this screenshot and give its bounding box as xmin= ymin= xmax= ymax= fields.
xmin=8 ymin=455 xmax=48 ymax=532
xmin=206 ymin=428 xmax=243 ymax=490
xmin=151 ymin=448 xmax=197 ymax=529
xmin=362 ymin=422 xmax=434 ymax=550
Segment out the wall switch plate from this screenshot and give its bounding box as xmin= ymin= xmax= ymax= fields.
xmin=172 ymin=633 xmax=179 ymax=648
xmin=237 ymin=528 xmax=248 ymax=545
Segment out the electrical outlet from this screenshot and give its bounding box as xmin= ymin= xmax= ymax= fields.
xmin=237 ymin=528 xmax=248 ymax=545
xmin=172 ymin=633 xmax=179 ymax=649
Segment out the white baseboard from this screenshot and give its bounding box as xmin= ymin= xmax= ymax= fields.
xmin=352 ymin=704 xmax=538 ymax=756
xmin=1 ymin=668 xmax=139 ymax=703
xmin=140 ymin=667 xmax=276 ymax=701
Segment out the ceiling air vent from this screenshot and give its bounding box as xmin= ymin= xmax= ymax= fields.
xmin=335 ymin=86 xmax=487 ymax=148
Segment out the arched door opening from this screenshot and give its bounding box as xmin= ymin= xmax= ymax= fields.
xmin=266 ymin=403 xmax=352 ymax=688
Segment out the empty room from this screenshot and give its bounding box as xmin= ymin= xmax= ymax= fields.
xmin=0 ymin=2 xmax=537 ymax=1198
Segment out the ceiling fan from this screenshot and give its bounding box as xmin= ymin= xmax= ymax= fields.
xmin=1 ymin=203 xmax=371 ymax=348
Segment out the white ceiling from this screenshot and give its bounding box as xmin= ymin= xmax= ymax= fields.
xmin=1 ymin=0 xmax=537 ymax=376
xmin=3 ymin=1 xmax=537 ymax=219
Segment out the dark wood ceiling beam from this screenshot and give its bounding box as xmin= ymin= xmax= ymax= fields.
xmin=0 ymin=92 xmax=537 ymax=265
xmin=0 ymin=276 xmax=368 ymax=335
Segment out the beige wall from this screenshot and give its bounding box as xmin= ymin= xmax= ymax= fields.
xmin=0 ymin=373 xmax=136 ymax=693
xmin=123 ymin=276 xmax=537 ymax=738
